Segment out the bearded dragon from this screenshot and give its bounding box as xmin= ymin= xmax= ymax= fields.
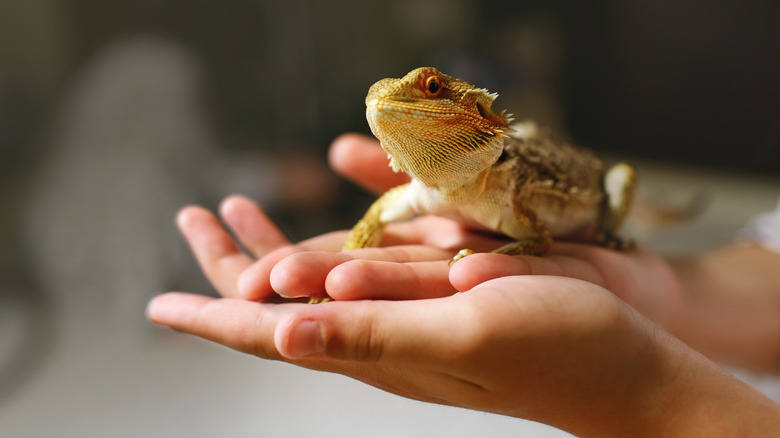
xmin=342 ymin=66 xmax=635 ymax=266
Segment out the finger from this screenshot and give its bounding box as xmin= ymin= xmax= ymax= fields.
xmin=148 ymin=293 xmax=440 ymax=377
xmin=328 ymin=133 xmax=409 ymax=194
xmin=273 ymin=295 xmax=470 ymax=363
xmin=448 ymin=251 xmax=605 ymax=292
xmin=148 ymin=291 xmax=466 ymax=397
xmin=548 ymin=243 xmax=682 ymax=317
xmin=219 ymin=195 xmax=290 ymax=257
xmin=326 ymin=259 xmax=455 ymax=300
xmin=382 ymin=216 xmax=511 ymax=251
xmin=237 ymin=231 xmax=348 ymax=301
xmin=274 ymin=275 xmax=613 ymax=363
xmin=177 ymin=206 xmax=253 ymax=298
xmin=268 ymin=245 xmax=454 ymax=300
xmin=147 ymin=292 xmax=295 ymax=360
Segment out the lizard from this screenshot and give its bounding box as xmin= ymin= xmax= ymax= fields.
xmin=313 ymin=67 xmax=635 ymax=302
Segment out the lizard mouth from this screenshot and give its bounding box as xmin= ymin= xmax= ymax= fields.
xmin=367 ymin=97 xmax=509 ymax=131
xmin=366 ymin=99 xmax=509 ymax=153
xmin=368 ymin=97 xmax=477 ymax=118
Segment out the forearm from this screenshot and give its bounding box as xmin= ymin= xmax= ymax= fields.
xmin=669 ymin=245 xmax=780 ymax=372
xmin=547 ymin=309 xmax=780 ymax=438
xmin=651 ymin=333 xmax=780 ymax=436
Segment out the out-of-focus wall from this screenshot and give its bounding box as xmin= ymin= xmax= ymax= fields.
xmin=0 ymin=2 xmax=778 ymax=435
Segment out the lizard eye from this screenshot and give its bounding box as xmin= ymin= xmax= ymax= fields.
xmin=424 ymin=75 xmax=441 ymax=96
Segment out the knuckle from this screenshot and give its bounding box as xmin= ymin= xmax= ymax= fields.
xmin=324 ymin=313 xmax=384 ymax=362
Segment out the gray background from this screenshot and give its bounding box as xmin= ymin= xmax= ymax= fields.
xmin=1 ymin=1 xmax=779 ymax=436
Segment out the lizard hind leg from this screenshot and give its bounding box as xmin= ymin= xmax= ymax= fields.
xmin=493 ymin=232 xmax=552 ymax=256
xmin=597 ymin=162 xmax=637 ymax=250
xmin=449 ymin=231 xmax=551 ymax=266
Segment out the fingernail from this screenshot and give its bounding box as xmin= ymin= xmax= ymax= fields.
xmin=285 ymin=319 xmax=325 ymax=357
xmin=145 ymin=298 xmax=164 ymax=323
xmin=146 ymin=293 xmax=193 ymax=326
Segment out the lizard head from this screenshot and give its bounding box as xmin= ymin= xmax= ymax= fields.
xmin=365 ymin=67 xmax=510 ymax=188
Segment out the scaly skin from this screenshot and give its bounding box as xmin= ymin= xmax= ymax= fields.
xmin=343 ymin=66 xmax=636 ymax=264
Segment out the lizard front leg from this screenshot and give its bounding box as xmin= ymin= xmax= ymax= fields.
xmin=342 ymin=183 xmax=413 ymax=251
xmin=310 ymin=184 xmax=412 ymax=303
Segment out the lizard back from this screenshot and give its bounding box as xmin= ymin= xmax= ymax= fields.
xmin=488 ymin=124 xmax=607 ymax=238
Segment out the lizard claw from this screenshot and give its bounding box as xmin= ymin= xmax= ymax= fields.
xmin=449 ymin=248 xmax=475 ymax=266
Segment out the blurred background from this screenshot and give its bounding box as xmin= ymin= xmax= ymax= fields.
xmin=1 ymin=1 xmax=779 ymax=437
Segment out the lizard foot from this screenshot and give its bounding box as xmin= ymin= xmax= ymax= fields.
xmin=492 ymin=237 xmax=550 ymax=257
xmin=449 ymin=236 xmax=550 ymax=266
xmin=449 ymin=248 xmax=475 ymax=266
xmin=596 ymin=232 xmax=635 ymax=251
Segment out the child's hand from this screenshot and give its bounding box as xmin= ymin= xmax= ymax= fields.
xmin=148 ymin=272 xmax=780 ymax=437
xmin=148 ymin=133 xmax=780 ymax=435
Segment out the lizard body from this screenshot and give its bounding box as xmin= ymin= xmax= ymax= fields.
xmin=342 ymin=66 xmax=635 ymax=263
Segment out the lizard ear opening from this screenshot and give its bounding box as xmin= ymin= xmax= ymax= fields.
xmin=476 ymin=101 xmax=490 ymax=119
xmin=475 ymin=98 xmax=509 ymax=129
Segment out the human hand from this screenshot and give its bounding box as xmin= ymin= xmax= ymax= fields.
xmin=148 ymin=272 xmax=780 ymax=437
xmin=149 ymin=133 xmax=780 ymax=435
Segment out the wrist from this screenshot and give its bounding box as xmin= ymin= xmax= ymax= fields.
xmin=647 ymin=332 xmax=780 ymax=437
xmin=669 ymin=246 xmax=780 ymax=372
xmin=555 ymin=305 xmax=780 ymax=437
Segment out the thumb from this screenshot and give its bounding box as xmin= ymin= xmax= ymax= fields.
xmin=273 ymin=299 xmax=468 ymax=364
xmin=328 ymin=133 xmax=410 ymax=194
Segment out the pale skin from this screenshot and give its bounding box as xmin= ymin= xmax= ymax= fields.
xmin=148 ymin=134 xmax=780 ymax=437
